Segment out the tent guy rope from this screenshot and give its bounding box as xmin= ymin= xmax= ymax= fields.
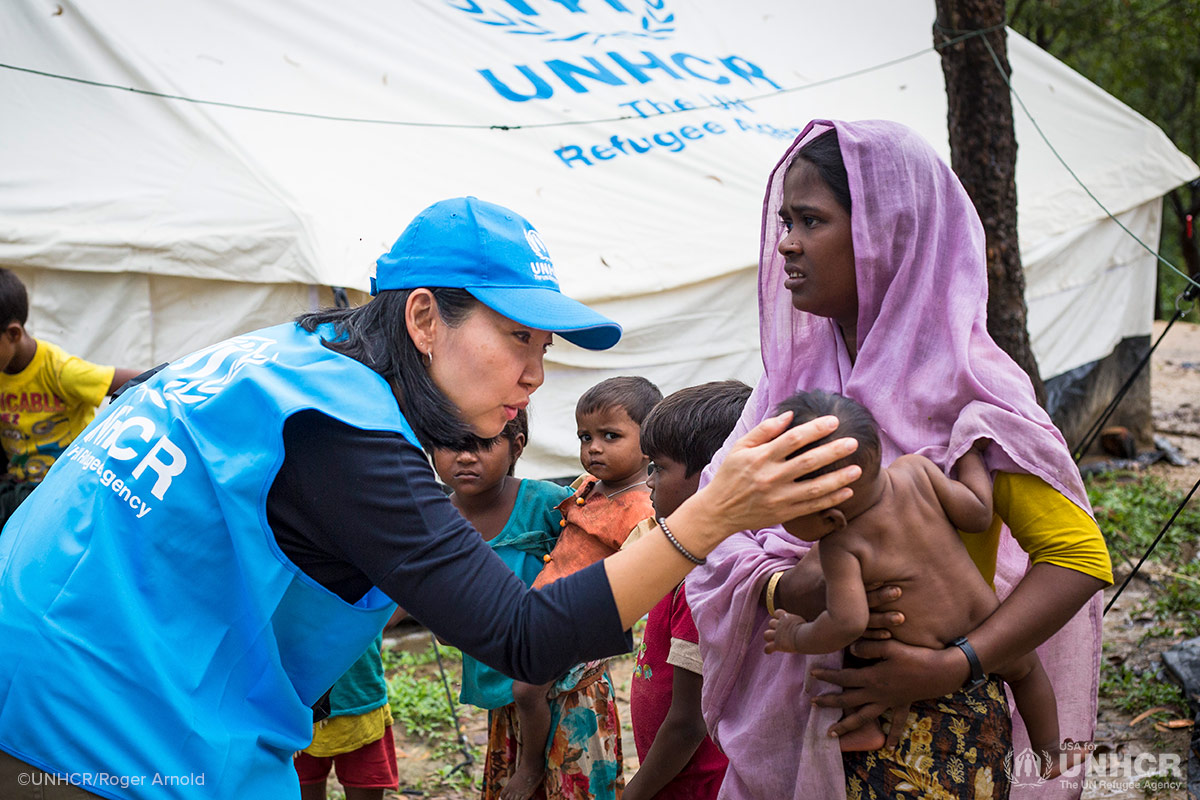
xmin=0 ymin=24 xmax=1001 ymax=130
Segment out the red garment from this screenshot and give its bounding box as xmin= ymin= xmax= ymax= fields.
xmin=629 ymin=584 xmax=728 ymax=800
xmin=293 ymin=725 xmax=399 ymax=789
xmin=533 ymin=476 xmax=652 ymax=588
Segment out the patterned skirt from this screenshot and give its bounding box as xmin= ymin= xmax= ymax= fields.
xmin=481 ymin=664 xmax=624 ymax=800
xmin=843 ymin=676 xmax=1012 ymax=800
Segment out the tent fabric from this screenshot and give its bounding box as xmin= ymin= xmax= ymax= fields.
xmin=1024 ymin=202 xmax=1164 ymax=378
xmin=1 ymin=0 xmax=1196 ymax=477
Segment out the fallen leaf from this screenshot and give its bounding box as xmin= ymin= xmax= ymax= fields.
xmin=1130 ymin=706 xmax=1172 ymax=725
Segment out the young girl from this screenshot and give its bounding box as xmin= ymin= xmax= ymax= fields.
xmin=432 ymin=409 xmax=571 ymax=800
xmin=509 ymin=376 xmax=662 ymax=800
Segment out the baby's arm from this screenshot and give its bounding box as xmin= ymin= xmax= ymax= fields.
xmin=765 ymin=543 xmax=868 ymax=654
xmin=922 ymin=448 xmax=993 ymax=533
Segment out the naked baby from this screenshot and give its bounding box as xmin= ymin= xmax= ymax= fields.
xmin=764 ymin=390 xmax=1078 ymax=776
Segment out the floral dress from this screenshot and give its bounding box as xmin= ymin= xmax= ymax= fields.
xmin=843 ymin=676 xmax=1012 ymax=800
xmin=482 ymin=660 xmax=624 ymax=800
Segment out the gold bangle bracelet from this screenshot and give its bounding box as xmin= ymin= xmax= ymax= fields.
xmin=765 ymin=570 xmax=786 ymax=616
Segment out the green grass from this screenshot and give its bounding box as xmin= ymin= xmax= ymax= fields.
xmin=1090 ymin=473 xmax=1200 ymax=637
xmin=1147 ymin=561 xmax=1200 ymax=638
xmin=383 ymin=641 xmax=481 ymax=794
xmin=1088 ymin=474 xmax=1200 ymax=568
xmin=1088 ymin=473 xmax=1200 ymax=714
xmin=1098 ymin=662 xmax=1187 ymax=716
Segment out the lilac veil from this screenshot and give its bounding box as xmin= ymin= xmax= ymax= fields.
xmin=686 ymin=120 xmax=1102 ymax=799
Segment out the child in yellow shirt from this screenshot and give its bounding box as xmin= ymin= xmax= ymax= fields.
xmin=0 ymin=269 xmax=139 ymax=521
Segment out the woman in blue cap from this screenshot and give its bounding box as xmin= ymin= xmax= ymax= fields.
xmin=0 ymin=197 xmax=862 ymax=799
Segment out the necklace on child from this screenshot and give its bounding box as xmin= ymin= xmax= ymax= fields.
xmin=603 ymin=479 xmax=647 ymax=500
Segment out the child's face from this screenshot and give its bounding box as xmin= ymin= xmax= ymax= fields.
xmin=646 ymin=455 xmax=699 ymax=518
xmin=432 ymin=437 xmax=515 ymax=498
xmin=576 ymin=404 xmax=648 ymax=485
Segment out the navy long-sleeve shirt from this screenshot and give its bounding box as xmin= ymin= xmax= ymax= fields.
xmin=267 ymin=409 xmax=630 ymax=685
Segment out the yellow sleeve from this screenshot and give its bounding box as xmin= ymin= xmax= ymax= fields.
xmin=957 ymin=472 xmax=1113 ymax=587
xmin=993 ymin=472 xmax=1113 ymax=585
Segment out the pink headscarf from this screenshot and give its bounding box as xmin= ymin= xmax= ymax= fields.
xmin=687 ymin=120 xmax=1102 ymax=800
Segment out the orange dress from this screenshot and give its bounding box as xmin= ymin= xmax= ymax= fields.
xmin=508 ymin=476 xmax=651 ymax=800
xmin=533 ymin=475 xmax=654 ymax=589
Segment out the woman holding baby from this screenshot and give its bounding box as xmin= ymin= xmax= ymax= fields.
xmin=687 ymin=120 xmax=1113 ymax=799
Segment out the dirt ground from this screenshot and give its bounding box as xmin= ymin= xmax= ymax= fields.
xmin=1149 ymin=318 xmax=1200 ymax=469
xmin=376 ymin=320 xmax=1200 ymax=800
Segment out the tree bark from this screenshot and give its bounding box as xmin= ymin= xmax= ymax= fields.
xmin=935 ymin=0 xmax=1047 ymax=405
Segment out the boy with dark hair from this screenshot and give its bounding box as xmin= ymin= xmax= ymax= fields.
xmin=0 ymin=269 xmax=139 ymax=522
xmin=575 ymin=374 xmax=663 ymax=428
xmin=625 ymin=380 xmax=751 ymax=800
xmin=533 ymin=375 xmax=662 ymax=586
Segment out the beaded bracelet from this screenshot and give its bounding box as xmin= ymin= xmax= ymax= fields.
xmin=657 ymin=516 xmax=706 ymax=566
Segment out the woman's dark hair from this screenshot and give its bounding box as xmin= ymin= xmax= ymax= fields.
xmin=0 ymin=268 xmax=29 ymax=327
xmin=499 ymin=407 xmax=529 ymax=476
xmin=576 ymin=376 xmax=663 ymax=426
xmin=640 ymin=380 xmax=752 ymax=477
xmin=789 ymin=129 xmax=851 ymax=214
xmin=775 ymin=390 xmax=879 ymax=480
xmin=296 ymin=288 xmax=480 ymax=450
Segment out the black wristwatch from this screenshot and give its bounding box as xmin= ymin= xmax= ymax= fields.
xmin=949 ymin=636 xmax=987 ymax=691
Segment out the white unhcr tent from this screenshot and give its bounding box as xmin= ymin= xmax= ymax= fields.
xmin=2 ymin=0 xmax=1196 ymax=476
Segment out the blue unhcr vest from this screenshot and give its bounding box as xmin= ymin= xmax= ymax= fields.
xmin=0 ymin=322 xmax=413 ymax=799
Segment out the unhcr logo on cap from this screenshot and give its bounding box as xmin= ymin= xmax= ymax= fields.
xmin=526 ymin=228 xmax=556 ymax=281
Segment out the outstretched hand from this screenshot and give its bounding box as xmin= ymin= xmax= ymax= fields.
xmin=694 ymin=411 xmax=860 ymax=538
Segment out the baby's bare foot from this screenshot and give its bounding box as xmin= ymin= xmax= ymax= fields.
xmin=837 ymin=720 xmax=887 ymax=752
xmin=764 ymin=609 xmax=803 ymax=653
xmin=500 ymin=759 xmax=545 ymax=800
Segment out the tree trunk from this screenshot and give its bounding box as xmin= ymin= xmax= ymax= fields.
xmin=935 ymin=0 xmax=1047 ymax=405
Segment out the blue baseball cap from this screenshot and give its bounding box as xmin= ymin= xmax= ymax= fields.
xmin=372 ymin=197 xmax=622 ymax=350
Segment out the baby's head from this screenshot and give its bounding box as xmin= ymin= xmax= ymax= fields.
xmin=432 ymin=408 xmax=528 ymax=498
xmin=640 ymin=380 xmax=752 ymax=517
xmin=575 ymin=376 xmax=662 ymax=485
xmin=774 ymin=390 xmax=881 ymax=540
